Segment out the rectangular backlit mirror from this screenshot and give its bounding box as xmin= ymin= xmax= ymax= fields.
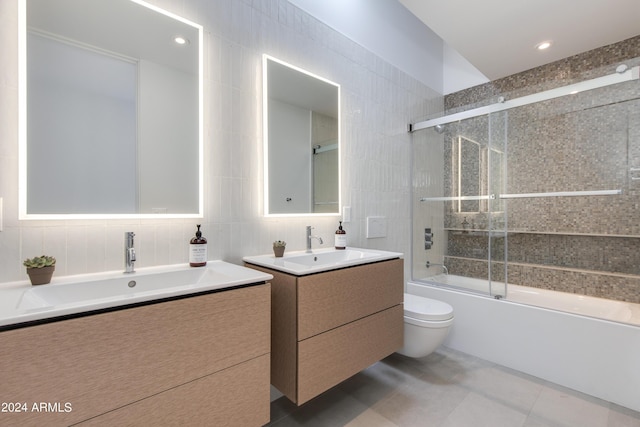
xmin=263 ymin=55 xmax=341 ymax=216
xmin=19 ymin=0 xmax=203 ymax=219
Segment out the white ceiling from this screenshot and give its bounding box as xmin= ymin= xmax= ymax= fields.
xmin=399 ymin=0 xmax=640 ymax=81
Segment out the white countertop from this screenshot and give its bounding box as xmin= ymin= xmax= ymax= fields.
xmin=0 ymin=261 xmax=272 ymax=328
xmin=243 ymin=247 xmax=403 ymax=276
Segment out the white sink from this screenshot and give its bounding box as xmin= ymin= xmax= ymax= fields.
xmin=243 ymin=247 xmax=403 ymax=276
xmin=0 ymin=261 xmax=272 ymax=327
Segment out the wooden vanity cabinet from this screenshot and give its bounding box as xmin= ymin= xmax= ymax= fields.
xmin=247 ymin=258 xmax=403 ymax=405
xmin=0 ymin=283 xmax=271 ymax=427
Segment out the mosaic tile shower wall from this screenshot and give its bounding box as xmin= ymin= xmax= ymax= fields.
xmin=442 ymin=35 xmax=640 ymax=303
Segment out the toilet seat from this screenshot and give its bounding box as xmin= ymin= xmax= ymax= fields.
xmin=404 ymin=293 xmax=454 ymax=322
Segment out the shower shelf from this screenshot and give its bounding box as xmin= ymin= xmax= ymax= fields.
xmin=446 ymin=229 xmax=506 ymax=237
xmin=444 ymin=228 xmax=639 ymax=239
xmin=444 ymin=255 xmax=640 ymax=280
xmin=422 ymin=189 xmax=621 ymax=203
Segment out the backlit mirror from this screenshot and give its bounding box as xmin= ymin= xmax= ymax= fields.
xmin=263 ymin=55 xmax=340 ymax=216
xmin=19 ymin=0 xmax=203 ymax=219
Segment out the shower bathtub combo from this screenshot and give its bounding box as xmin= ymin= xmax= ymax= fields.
xmin=407 ymin=62 xmax=640 ymax=412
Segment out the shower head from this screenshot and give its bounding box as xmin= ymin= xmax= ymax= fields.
xmin=433 ymin=124 xmax=445 ymax=134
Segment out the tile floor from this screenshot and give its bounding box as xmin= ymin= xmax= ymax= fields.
xmin=268 ymin=348 xmax=640 ymax=427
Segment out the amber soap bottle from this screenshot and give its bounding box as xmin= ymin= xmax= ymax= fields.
xmin=335 ymin=221 xmax=346 ymax=250
xmin=189 ymin=224 xmax=208 ymax=267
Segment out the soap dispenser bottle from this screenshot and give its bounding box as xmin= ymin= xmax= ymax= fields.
xmin=189 ymin=224 xmax=208 ymax=267
xmin=335 ymin=221 xmax=346 ymax=250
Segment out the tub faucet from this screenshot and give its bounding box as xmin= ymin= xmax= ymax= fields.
xmin=306 ymin=226 xmax=323 ymax=253
xmin=124 ymin=232 xmax=136 ymax=274
xmin=426 ymin=261 xmax=448 ymax=275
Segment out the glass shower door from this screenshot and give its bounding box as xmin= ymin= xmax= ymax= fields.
xmin=412 ymin=111 xmax=508 ymax=297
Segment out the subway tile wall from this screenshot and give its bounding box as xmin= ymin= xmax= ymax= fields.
xmin=0 ymin=0 xmax=442 ymax=283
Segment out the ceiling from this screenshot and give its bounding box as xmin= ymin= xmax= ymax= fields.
xmin=399 ymin=0 xmax=640 ymax=81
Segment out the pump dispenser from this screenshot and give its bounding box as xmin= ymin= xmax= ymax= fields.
xmin=189 ymin=224 xmax=208 ymax=267
xmin=335 ymin=221 xmax=346 ymax=250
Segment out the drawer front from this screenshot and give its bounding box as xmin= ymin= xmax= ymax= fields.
xmin=297 ymin=258 xmax=403 ymax=340
xmin=297 ymin=305 xmax=403 ymax=405
xmin=77 ymin=354 xmax=271 ymax=427
xmin=0 ymin=284 xmax=270 ymax=426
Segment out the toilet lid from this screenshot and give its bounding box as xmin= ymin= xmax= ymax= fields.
xmin=404 ymin=293 xmax=454 ymax=321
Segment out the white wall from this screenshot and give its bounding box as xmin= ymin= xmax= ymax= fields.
xmin=288 ymin=0 xmax=489 ymax=96
xmin=0 ymin=0 xmax=443 ymax=281
xmin=288 ymin=0 xmax=444 ymax=94
xmin=443 ymin=42 xmax=490 ymax=94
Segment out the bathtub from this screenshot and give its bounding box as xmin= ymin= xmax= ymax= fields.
xmin=424 ymin=273 xmax=640 ymax=326
xmin=407 ymin=278 xmax=640 ymax=413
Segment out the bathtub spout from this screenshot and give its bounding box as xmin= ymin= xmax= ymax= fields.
xmin=426 ymin=261 xmax=448 ymax=275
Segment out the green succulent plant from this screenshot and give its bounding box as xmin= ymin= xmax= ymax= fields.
xmin=273 ymin=240 xmax=286 ymax=247
xmin=23 ymin=255 xmax=56 ymax=269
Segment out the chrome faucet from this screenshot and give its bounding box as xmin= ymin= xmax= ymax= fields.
xmin=306 ymin=226 xmax=323 ymax=253
xmin=426 ymin=261 xmax=448 ymax=275
xmin=124 ymin=232 xmax=136 ymax=273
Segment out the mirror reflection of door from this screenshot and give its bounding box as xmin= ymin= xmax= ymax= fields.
xmin=455 ymin=136 xmax=481 ymax=213
xmin=312 ymin=112 xmax=338 ymax=213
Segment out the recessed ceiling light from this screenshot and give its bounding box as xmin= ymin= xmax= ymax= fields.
xmin=174 ymin=36 xmax=189 ymax=45
xmin=536 ymin=41 xmax=552 ymax=50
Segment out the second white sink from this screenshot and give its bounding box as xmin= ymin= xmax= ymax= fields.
xmin=243 ymin=247 xmax=402 ymax=276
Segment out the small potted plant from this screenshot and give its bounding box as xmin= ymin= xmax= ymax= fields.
xmin=23 ymin=255 xmax=56 ymax=285
xmin=273 ymin=240 xmax=286 ymax=258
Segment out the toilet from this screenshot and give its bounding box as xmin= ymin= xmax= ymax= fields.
xmin=397 ymin=293 xmax=454 ymax=358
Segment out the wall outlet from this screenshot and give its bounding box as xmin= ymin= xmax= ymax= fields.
xmin=366 ymin=216 xmax=387 ymax=238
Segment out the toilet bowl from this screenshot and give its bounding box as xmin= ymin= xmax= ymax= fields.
xmin=397 ymin=293 xmax=454 ymax=358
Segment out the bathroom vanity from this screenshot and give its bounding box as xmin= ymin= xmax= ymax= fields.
xmin=244 ymin=248 xmax=403 ymax=405
xmin=0 ymin=263 xmax=272 ymax=426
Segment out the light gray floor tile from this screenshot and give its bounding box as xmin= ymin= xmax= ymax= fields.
xmin=343 ymin=408 xmax=399 ymax=427
xmin=453 ymin=364 xmax=544 ymax=414
xmin=268 ymin=347 xmax=640 ymax=427
xmin=441 ymin=391 xmax=528 ymax=427
xmin=608 ymin=404 xmax=640 ymax=427
xmin=369 ymin=377 xmax=468 ymax=427
xmin=528 ymin=383 xmax=610 ymax=427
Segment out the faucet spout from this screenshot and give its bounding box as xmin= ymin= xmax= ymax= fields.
xmin=306 ymin=226 xmax=323 ymax=253
xmin=125 ymin=232 xmax=136 ymax=273
xmin=426 ymin=261 xmax=448 ymax=275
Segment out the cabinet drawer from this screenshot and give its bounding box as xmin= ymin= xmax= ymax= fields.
xmin=77 ymin=354 xmax=270 ymax=426
xmin=297 ymin=258 xmax=403 ymax=340
xmin=0 ymin=284 xmax=270 ymax=426
xmin=297 ymin=305 xmax=403 ymax=405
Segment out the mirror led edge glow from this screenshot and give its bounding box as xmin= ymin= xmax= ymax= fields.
xmin=262 ymin=54 xmax=342 ymax=218
xmin=18 ymin=0 xmax=204 ymax=220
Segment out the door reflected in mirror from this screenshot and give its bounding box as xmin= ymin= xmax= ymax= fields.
xmin=19 ymin=0 xmax=203 ymax=219
xmin=454 ymin=136 xmax=481 ymax=213
xmin=263 ymin=55 xmax=340 ymax=216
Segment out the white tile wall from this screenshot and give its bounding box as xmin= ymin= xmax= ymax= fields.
xmin=0 ymin=0 xmax=443 ymax=283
